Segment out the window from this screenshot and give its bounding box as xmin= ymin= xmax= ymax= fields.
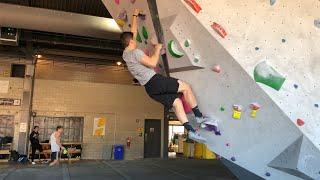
xmin=31 ymin=116 xmax=84 ymax=143
xmin=0 ymin=115 xmax=14 ymax=138
xmin=11 ymin=64 xmax=26 ymax=78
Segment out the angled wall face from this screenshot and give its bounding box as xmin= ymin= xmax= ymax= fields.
xmin=156 ymin=0 xmax=320 ymax=179
xmin=103 ymin=0 xmax=320 ymax=179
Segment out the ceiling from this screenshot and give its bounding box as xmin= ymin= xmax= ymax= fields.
xmin=0 ymin=0 xmax=112 ymax=18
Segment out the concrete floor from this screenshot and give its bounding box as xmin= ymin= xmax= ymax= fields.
xmin=0 ymin=159 xmax=236 ymax=180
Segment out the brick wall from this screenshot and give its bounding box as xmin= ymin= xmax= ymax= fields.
xmin=32 ymin=69 xmax=164 ymax=160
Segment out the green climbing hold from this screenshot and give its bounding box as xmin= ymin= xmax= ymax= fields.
xmin=254 ymin=61 xmax=286 ymax=91
xmin=167 ymin=40 xmax=184 ymax=58
xmin=142 ymin=26 xmax=148 ymax=40
xmin=184 ymin=39 xmax=191 ymax=47
xmin=220 ymin=107 xmax=225 ymax=112
xmin=136 ymin=31 xmax=142 ymax=43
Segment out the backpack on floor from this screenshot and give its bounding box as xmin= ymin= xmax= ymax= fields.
xmin=18 ymin=154 xmax=28 ymax=164
xmin=10 ymin=150 xmax=20 ymax=162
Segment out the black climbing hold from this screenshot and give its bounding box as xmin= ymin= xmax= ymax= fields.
xmin=231 ymin=157 xmax=236 ymax=161
xmin=315 ymin=104 xmax=319 ymax=108
xmin=294 ymin=84 xmax=298 ymax=89
xmin=255 ymin=47 xmax=259 ymax=51
xmin=144 ymin=40 xmax=148 ymax=45
xmin=282 ymin=39 xmax=286 ymax=43
xmin=265 ymin=172 xmax=271 ymax=177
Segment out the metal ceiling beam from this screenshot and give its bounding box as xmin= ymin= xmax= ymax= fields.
xmin=0 ymin=3 xmax=122 ymax=40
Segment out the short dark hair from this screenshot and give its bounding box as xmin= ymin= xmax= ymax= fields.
xmin=120 ymin=32 xmax=133 ymax=48
xmin=56 ymin=126 xmax=63 ymax=131
xmin=33 ymin=126 xmax=39 ymax=129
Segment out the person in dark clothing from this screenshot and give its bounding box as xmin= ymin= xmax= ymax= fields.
xmin=29 ymin=126 xmax=44 ymax=164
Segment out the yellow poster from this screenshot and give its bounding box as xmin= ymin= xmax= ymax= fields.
xmin=93 ymin=117 xmax=106 ymax=136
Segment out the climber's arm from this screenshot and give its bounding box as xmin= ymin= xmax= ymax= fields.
xmin=131 ymin=9 xmax=140 ymax=40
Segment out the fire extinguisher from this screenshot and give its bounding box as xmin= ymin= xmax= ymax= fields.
xmin=126 ymin=137 xmax=131 ymax=149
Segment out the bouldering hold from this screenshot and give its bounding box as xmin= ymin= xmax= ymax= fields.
xmin=294 ymin=84 xmax=298 ymax=89
xmin=130 ymin=0 xmax=136 ymax=3
xmin=282 ymin=39 xmax=286 ymax=43
xmin=194 ymin=55 xmax=201 ymax=63
xmin=220 ymin=106 xmax=225 ymax=112
xmin=265 ymin=172 xmax=271 ymax=177
xmin=136 ymin=31 xmax=142 ymax=43
xmin=314 ymin=19 xmax=320 ymax=28
xmin=142 ymin=26 xmax=149 ymax=40
xmin=211 ymin=22 xmax=227 ymax=38
xmin=200 ymin=120 xmax=221 ymax=135
xmin=144 ymin=40 xmax=148 ymax=45
xmin=115 ymin=0 xmax=120 ymax=5
xmin=255 ymin=47 xmax=260 ymax=51
xmin=297 ymin=119 xmax=305 ymax=126
xmin=315 ymin=104 xmax=319 ymax=108
xmin=168 ymin=40 xmax=184 ymax=58
xmin=212 ymin=65 xmax=221 ymax=73
xmin=250 ymin=103 xmax=261 ymax=110
xmin=184 ymin=0 xmax=202 ymax=13
xmin=270 ymin=0 xmax=276 ymax=6
xmin=231 ymin=157 xmax=236 ymax=161
xmin=254 ymin=61 xmax=286 ymax=91
xmin=116 ymin=19 xmax=126 ymax=28
xmin=138 ymin=13 xmax=146 ymax=20
xmin=180 ymin=95 xmax=192 ymax=114
xmin=233 ymin=105 xmax=242 ymax=119
xmin=117 ymin=9 xmax=127 ymax=22
xmin=250 ymin=103 xmax=261 ymax=118
xmin=226 ymin=143 xmax=230 ymax=147
xmin=184 ymin=39 xmax=191 ymax=47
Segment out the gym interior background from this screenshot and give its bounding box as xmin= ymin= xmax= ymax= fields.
xmin=0 ymin=0 xmax=166 ymax=161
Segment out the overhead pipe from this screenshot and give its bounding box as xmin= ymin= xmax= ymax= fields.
xmin=0 ymin=3 xmax=122 ymax=40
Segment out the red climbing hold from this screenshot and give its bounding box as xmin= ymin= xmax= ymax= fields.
xmin=211 ymin=22 xmax=227 ymax=38
xmin=130 ymin=0 xmax=136 ymax=4
xmin=115 ymin=0 xmax=120 ymax=5
xmin=297 ymin=119 xmax=305 ymax=126
xmin=184 ymin=0 xmax=202 ymax=14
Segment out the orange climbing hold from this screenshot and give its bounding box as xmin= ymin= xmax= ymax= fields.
xmin=211 ymin=22 xmax=227 ymax=38
xmin=184 ymin=0 xmax=202 ymax=13
xmin=297 ymin=119 xmax=305 ymax=126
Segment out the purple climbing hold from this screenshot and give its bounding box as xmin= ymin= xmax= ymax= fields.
xmin=231 ymin=157 xmax=236 ymax=161
xmin=226 ymin=143 xmax=230 ymax=147
xmin=294 ymin=84 xmax=298 ymax=89
xmin=265 ymin=172 xmax=271 ymax=177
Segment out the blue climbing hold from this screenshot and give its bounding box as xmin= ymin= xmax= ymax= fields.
xmin=315 ymin=104 xmax=319 ymax=108
xmin=265 ymin=172 xmax=271 ymax=177
xmin=231 ymin=157 xmax=236 ymax=162
xmin=294 ymin=84 xmax=298 ymax=89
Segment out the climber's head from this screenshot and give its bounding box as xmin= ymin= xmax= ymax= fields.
xmin=120 ymin=32 xmax=136 ymax=49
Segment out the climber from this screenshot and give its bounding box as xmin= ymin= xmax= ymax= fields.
xmin=121 ymin=9 xmax=212 ymax=142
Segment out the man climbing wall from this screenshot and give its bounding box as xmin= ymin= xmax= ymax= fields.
xmin=121 ymin=9 xmax=217 ymax=143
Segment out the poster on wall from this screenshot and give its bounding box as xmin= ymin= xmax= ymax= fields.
xmin=19 ymin=123 xmax=27 ymax=132
xmin=93 ymin=117 xmax=107 ymax=136
xmin=0 ymin=80 xmax=9 ymax=94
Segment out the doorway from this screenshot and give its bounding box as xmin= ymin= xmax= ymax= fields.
xmin=144 ymin=119 xmax=161 ymax=158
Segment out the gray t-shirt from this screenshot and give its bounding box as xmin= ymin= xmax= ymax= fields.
xmin=122 ymin=48 xmax=156 ymax=85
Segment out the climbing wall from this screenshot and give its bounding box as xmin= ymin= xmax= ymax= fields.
xmin=156 ymin=0 xmax=320 ymax=179
xmin=101 ymin=0 xmax=166 ymax=74
xmin=102 ymin=0 xmax=320 ymax=179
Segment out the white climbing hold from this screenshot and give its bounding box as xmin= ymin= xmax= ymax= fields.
xmin=168 ymin=40 xmax=184 ymax=58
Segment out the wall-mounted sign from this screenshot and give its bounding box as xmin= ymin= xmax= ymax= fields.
xmin=93 ymin=117 xmax=106 ymax=136
xmin=19 ymin=123 xmax=27 ymax=132
xmin=0 ymin=98 xmax=21 ymax=106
